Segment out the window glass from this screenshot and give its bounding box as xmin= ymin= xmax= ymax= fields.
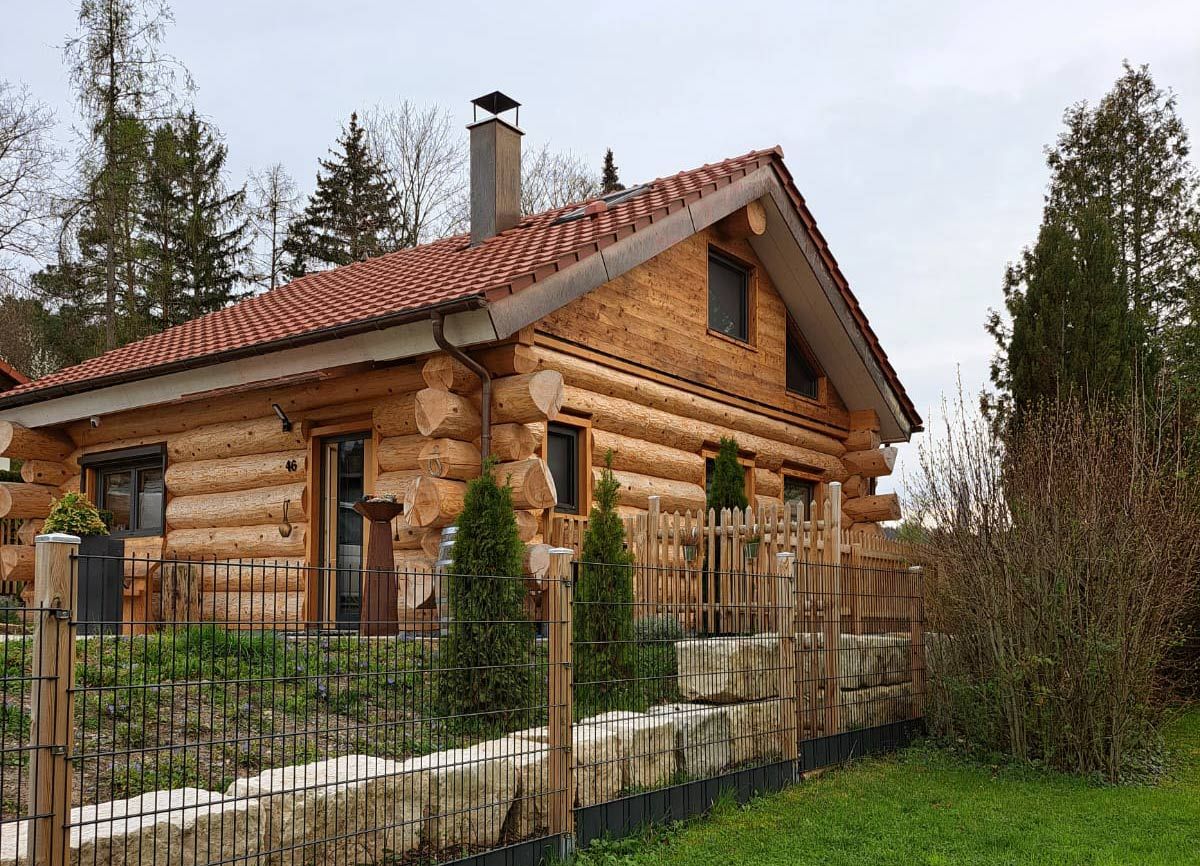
xmin=136 ymin=467 xmax=164 ymax=532
xmin=786 ymin=331 xmax=819 ymax=398
xmin=547 ymin=424 xmax=579 ymax=514
xmin=708 ymin=253 xmax=749 ymax=341
xmin=784 ymin=477 xmax=816 ymax=516
xmin=101 ymin=470 xmax=132 ymax=533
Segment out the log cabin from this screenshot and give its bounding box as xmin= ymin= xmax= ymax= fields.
xmin=0 ymin=93 xmax=921 ymax=630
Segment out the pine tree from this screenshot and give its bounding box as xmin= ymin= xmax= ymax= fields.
xmin=601 ymin=148 xmax=624 ymax=195
xmin=283 ymin=113 xmax=401 ymax=277
xmin=437 ymin=463 xmax=535 ymax=734
xmin=575 ymin=453 xmax=635 ymax=713
xmin=707 ymin=437 xmax=748 ymax=512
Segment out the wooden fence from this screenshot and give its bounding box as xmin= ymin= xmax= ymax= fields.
xmin=549 ymin=481 xmax=923 ymax=634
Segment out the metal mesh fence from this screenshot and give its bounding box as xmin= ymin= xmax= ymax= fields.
xmin=0 ymin=544 xmax=923 ymax=865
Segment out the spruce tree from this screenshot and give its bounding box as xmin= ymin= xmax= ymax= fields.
xmin=575 ymin=453 xmax=635 ymax=713
xmin=600 ymin=148 xmax=624 ymax=195
xmin=707 ymin=437 xmax=748 ymax=512
xmin=437 ymin=463 xmax=535 ymax=734
xmin=284 ymin=113 xmax=402 ymax=277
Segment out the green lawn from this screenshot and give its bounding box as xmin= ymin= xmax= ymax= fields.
xmin=574 ymin=708 xmax=1200 ymax=866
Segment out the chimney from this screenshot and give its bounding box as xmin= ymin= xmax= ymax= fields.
xmin=468 ymin=91 xmax=523 ymax=246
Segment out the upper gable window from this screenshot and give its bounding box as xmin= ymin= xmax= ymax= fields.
xmin=786 ymin=330 xmax=819 ymax=399
xmin=708 ymin=251 xmax=750 ymax=342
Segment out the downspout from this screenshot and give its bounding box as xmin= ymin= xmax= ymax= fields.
xmin=431 ymin=311 xmax=491 ymax=470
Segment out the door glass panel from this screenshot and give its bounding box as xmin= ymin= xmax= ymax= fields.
xmin=101 ymin=470 xmax=132 ymax=533
xmin=137 ymin=467 xmax=164 ymax=532
xmin=325 ymin=436 xmax=367 ymax=626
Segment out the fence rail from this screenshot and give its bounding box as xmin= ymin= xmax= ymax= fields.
xmin=0 ymin=535 xmax=925 ymax=866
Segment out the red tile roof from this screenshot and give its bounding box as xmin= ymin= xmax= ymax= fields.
xmin=2 ymin=148 xmax=920 ymax=429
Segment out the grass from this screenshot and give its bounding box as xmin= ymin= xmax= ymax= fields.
xmin=572 ymin=707 xmax=1200 ymax=866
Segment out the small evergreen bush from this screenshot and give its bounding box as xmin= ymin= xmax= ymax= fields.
xmin=631 ymin=615 xmax=684 ymax=708
xmin=707 ymin=437 xmax=748 ymax=512
xmin=575 ymin=454 xmax=635 ymax=714
xmin=436 ymin=461 xmax=535 ymax=735
xmin=43 ymin=492 xmax=109 ymax=537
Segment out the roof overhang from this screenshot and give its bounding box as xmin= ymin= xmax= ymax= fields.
xmin=487 ymin=166 xmax=920 ymax=442
xmin=0 ymin=306 xmax=496 ymax=428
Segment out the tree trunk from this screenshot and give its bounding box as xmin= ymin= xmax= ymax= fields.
xmin=414 ymin=388 xmax=481 ymax=439
xmin=491 ymin=371 xmax=564 ymax=424
xmin=0 ymin=422 xmax=73 ymax=462
xmin=164 ymin=451 xmax=306 ymax=497
xmin=419 ymin=439 xmax=482 ymax=480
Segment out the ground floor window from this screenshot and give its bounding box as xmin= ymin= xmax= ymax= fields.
xmin=547 ymin=422 xmax=582 ymax=514
xmin=83 ymin=446 xmax=166 ymax=536
xmin=783 ymin=475 xmax=816 ymax=516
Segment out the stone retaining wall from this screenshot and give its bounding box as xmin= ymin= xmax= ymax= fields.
xmin=1 ymin=631 xmax=919 ymax=865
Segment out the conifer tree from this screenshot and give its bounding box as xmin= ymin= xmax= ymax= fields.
xmin=707 ymin=437 xmax=748 ymax=512
xmin=600 ymin=148 xmax=624 ymax=195
xmin=437 ymin=462 xmax=535 ymax=734
xmin=575 ymin=453 xmax=634 ymax=712
xmin=283 ymin=113 xmax=401 ymax=277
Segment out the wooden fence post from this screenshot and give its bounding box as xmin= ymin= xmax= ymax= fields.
xmin=775 ymin=551 xmax=798 ymax=763
xmin=546 ymin=547 xmax=575 ymax=853
xmin=823 ymin=483 xmax=842 ymax=735
xmin=908 ymin=565 xmax=927 ymax=720
xmin=27 ymin=533 xmax=80 ymax=866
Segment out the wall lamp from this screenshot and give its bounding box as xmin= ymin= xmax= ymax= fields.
xmin=272 ymin=403 xmax=293 ymax=432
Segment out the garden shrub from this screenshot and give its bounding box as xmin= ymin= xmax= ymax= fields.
xmin=707 ymin=436 xmax=748 ymax=512
xmin=43 ymin=492 xmax=109 ymax=536
xmin=575 ymin=455 xmax=635 ymax=714
xmin=631 ymin=615 xmax=684 ymax=709
xmin=909 ymin=391 xmax=1200 ymax=780
xmin=436 ymin=461 xmax=535 ymax=735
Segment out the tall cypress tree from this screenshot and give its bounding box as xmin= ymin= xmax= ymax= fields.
xmin=600 ymin=148 xmax=624 ymax=195
xmin=284 ymin=113 xmax=401 ymax=277
xmin=575 ymin=453 xmax=635 ymax=713
xmin=437 ymin=463 xmax=535 ymax=734
xmin=707 ymin=437 xmax=748 ymax=512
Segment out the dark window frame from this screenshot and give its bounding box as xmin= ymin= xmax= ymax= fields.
xmin=786 ymin=330 xmax=820 ymax=399
xmin=81 ymin=444 xmax=166 ymax=538
xmin=707 ymin=248 xmax=753 ymax=344
xmin=784 ymin=315 xmax=825 ymax=402
xmin=547 ymin=422 xmax=582 ymax=515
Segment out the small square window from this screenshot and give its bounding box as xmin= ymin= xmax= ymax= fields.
xmin=85 ymin=446 xmax=165 ymax=536
xmin=786 ymin=331 xmax=819 ymax=399
xmin=784 ymin=477 xmax=815 ymax=513
xmin=708 ymin=251 xmax=749 ymax=342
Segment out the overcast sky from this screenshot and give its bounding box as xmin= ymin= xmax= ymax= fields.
xmin=5 ymin=0 xmax=1200 ymax=497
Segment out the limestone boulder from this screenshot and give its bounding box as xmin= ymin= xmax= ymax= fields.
xmin=647 ymin=703 xmax=731 ymax=777
xmin=473 ymin=737 xmax=552 ymax=841
xmin=581 ymin=711 xmax=675 ymax=789
xmin=515 ymin=724 xmax=622 ymax=807
xmin=1 ymin=788 xmax=261 ymax=866
xmin=227 ymin=754 xmax=422 ymax=864
xmin=725 ymin=699 xmax=783 ymax=767
xmin=676 ymin=635 xmax=780 ymax=703
xmin=840 ymin=682 xmax=916 ymax=730
xmin=838 ymin=634 xmax=911 ymax=688
xmin=408 ymin=744 xmax=517 ymax=850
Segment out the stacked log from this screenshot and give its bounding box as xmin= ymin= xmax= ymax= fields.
xmin=0 ymin=426 xmax=72 ymax=569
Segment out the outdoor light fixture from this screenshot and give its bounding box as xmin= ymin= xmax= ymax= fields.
xmin=272 ymin=403 xmax=293 ymax=432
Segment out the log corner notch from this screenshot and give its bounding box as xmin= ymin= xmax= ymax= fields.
xmin=0 ymin=421 xmax=73 ymax=463
xmin=714 ymin=198 xmax=767 ymax=240
xmin=843 ymin=493 xmax=902 ymax=523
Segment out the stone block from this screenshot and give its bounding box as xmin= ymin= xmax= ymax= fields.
xmin=647 ymin=703 xmax=731 ymax=777
xmin=581 ymin=711 xmax=675 ymax=789
xmin=1 ymin=788 xmax=261 ymax=866
xmin=725 ymin=699 xmax=783 ymax=767
xmin=840 ymin=682 xmax=916 ymax=730
xmin=227 ymin=754 xmax=422 ymax=864
xmin=675 ymin=635 xmax=780 ymax=703
xmin=409 ymin=745 xmax=517 ymax=850
xmin=514 ymin=724 xmax=622 ymax=807
xmin=473 ymin=737 xmax=552 ymax=841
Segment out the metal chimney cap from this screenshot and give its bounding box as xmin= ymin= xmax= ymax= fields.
xmin=472 ymin=91 xmax=520 ymax=117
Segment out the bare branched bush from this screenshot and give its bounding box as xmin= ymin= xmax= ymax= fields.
xmin=909 ymin=388 xmax=1200 ymax=780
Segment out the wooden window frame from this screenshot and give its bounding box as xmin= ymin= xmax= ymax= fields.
xmin=784 ymin=314 xmax=828 ymax=405
xmin=542 ymin=415 xmax=593 ymax=517
xmin=80 ymin=444 xmax=167 ymax=538
xmin=706 ymin=244 xmax=758 ymax=350
xmin=304 ymin=419 xmax=375 ymax=630
xmin=781 ymin=467 xmax=824 ymax=518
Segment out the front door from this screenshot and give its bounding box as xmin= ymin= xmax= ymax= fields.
xmin=319 ymin=433 xmax=368 ymax=626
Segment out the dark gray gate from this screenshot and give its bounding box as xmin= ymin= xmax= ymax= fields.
xmin=76 ymin=536 xmax=124 ymax=635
